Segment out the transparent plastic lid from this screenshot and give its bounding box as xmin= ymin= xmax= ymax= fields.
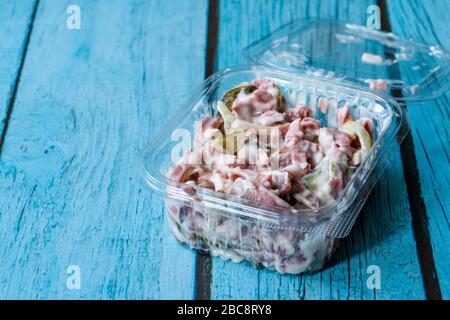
xmin=244 ymin=19 xmax=450 ymax=102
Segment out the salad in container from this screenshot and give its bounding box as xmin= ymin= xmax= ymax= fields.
xmin=141 ymin=20 xmax=450 ymax=274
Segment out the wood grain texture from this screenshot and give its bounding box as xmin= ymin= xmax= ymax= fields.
xmin=0 ymin=0 xmax=37 ymax=137
xmin=0 ymin=0 xmax=208 ymax=299
xmin=386 ymin=0 xmax=450 ymax=298
xmin=210 ymin=0 xmax=425 ymax=300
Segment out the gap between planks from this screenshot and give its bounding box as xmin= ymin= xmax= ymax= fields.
xmin=194 ymin=0 xmax=218 ymax=300
xmin=0 ymin=0 xmax=40 ymax=155
xmin=378 ymin=0 xmax=442 ymax=300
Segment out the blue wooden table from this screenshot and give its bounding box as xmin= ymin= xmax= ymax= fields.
xmin=0 ymin=0 xmax=448 ymax=300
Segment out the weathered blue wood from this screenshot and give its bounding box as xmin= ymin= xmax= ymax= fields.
xmin=210 ymin=0 xmax=425 ymax=299
xmin=0 ymin=0 xmax=37 ymax=135
xmin=0 ymin=0 xmax=208 ymax=299
xmin=387 ymin=0 xmax=450 ymax=298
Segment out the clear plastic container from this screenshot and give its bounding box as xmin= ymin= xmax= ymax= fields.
xmin=141 ymin=20 xmax=450 ymax=274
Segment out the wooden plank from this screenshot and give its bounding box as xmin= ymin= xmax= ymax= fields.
xmin=0 ymin=0 xmax=208 ymax=299
xmin=386 ymin=0 xmax=450 ymax=298
xmin=0 ymin=0 xmax=37 ymax=137
xmin=210 ymin=0 xmax=425 ymax=299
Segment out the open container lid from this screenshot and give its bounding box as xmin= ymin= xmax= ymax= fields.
xmin=244 ymin=19 xmax=450 ymax=102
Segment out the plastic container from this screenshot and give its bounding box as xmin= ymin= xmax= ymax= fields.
xmin=141 ymin=20 xmax=450 ymax=274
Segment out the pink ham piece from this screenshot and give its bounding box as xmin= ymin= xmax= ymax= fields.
xmin=358 ymin=117 xmax=374 ymax=137
xmin=264 ymin=171 xmax=291 ymax=196
xmin=366 ymin=79 xmax=388 ymax=90
xmin=201 ymin=116 xmax=222 ymax=131
xmin=301 ymin=117 xmax=321 ymax=138
xmin=292 ymin=183 xmax=320 ymax=210
xmin=254 ymin=110 xmax=285 ymax=126
xmin=169 ymin=164 xmax=192 ymax=182
xmin=252 ymin=79 xmax=278 ymax=91
xmin=284 ymin=119 xmax=304 ymax=142
xmin=285 ymin=105 xmax=311 ymax=122
xmin=231 ymin=178 xmax=291 ymax=208
xmin=337 ymin=105 xmax=352 ymax=128
xmin=318 ymin=98 xmax=329 ymax=113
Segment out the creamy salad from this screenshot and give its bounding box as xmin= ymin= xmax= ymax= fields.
xmin=166 ymin=79 xmax=374 ymax=274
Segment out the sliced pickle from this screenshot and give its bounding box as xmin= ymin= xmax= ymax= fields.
xmin=340 ymin=120 xmax=372 ymax=157
xmin=301 ymin=158 xmax=331 ymax=191
xmin=221 ymin=83 xmax=257 ymax=108
xmin=221 ymin=82 xmax=285 ymax=111
xmin=224 ymin=131 xmax=247 ymax=155
xmin=217 ymin=101 xmax=234 ymax=134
